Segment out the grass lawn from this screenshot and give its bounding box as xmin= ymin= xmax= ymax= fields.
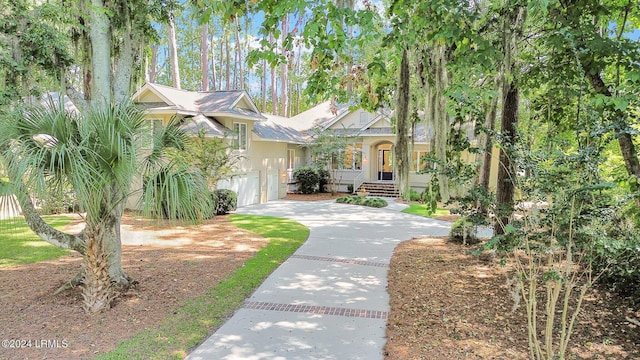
xmin=96 ymin=214 xmax=309 ymax=360
xmin=0 ymin=216 xmax=75 ymax=268
xmin=401 ymin=203 xmax=450 ymax=218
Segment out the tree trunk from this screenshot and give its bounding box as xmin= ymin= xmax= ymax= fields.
xmin=478 ymin=73 xmax=501 ymax=192
xmin=13 ymin=185 xmax=86 ymax=253
xmin=201 ymin=22 xmax=209 ymax=91
xmin=427 ymin=44 xmax=450 ymax=203
xmin=225 ymin=31 xmax=231 ymax=90
xmin=235 ymin=18 xmax=244 ymax=90
xmin=495 ymin=3 xmax=527 ymax=235
xmin=89 ymin=0 xmax=111 ymax=105
xmin=496 ymin=85 xmax=519 ymax=234
xmin=280 ymin=15 xmax=289 ymax=117
xmin=261 ymin=58 xmax=267 ymax=111
xmin=210 ymin=30 xmax=217 ymax=90
xmin=112 ymin=30 xmax=139 ymax=104
xmin=396 ymin=50 xmax=411 ymax=200
xmin=149 ymin=44 xmax=158 ymax=83
xmin=270 ymin=32 xmax=277 ymax=114
xmin=168 ymin=9 xmax=181 ymax=89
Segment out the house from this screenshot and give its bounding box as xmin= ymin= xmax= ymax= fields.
xmin=132 ymin=83 xmax=303 ymax=207
xmin=133 ymin=83 xmax=498 ymax=207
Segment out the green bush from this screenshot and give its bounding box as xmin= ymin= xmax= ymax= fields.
xmin=409 ymin=189 xmax=421 ymax=202
xmin=449 ymin=216 xmax=479 ymax=245
xmin=293 ymin=166 xmax=319 ymax=194
xmin=212 ymin=189 xmax=237 ymax=215
xmin=336 ymin=195 xmax=388 ymax=208
xmin=317 ymin=168 xmax=330 ymax=193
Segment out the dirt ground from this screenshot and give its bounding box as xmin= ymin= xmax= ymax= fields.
xmin=0 ymin=215 xmax=268 ymax=360
xmin=383 ymin=237 xmax=640 ymax=359
xmin=2 ymin=195 xmax=638 ymax=359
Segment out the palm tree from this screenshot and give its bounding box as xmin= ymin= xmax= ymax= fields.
xmin=0 ymin=101 xmax=211 ymax=312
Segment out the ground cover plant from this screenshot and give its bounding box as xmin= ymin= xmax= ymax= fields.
xmin=336 ymin=195 xmax=388 ymax=208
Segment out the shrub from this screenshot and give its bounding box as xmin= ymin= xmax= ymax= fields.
xmin=212 ymin=189 xmax=237 ymax=215
xmin=347 ymin=184 xmax=354 ymax=193
xmin=317 ymin=168 xmax=330 ymax=193
xmin=409 ymin=189 xmax=421 ymax=202
xmin=293 ymin=166 xmax=319 ymax=194
xmin=592 ymin=221 xmax=640 ymax=305
xmin=336 ymin=195 xmax=388 ymax=208
xmin=449 ymin=216 xmax=479 ymax=245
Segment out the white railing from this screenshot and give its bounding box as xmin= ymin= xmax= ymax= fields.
xmin=352 ymin=171 xmax=366 ymax=194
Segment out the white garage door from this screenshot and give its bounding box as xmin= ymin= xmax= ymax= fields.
xmin=218 ymin=172 xmax=260 ymax=207
xmin=267 ymin=172 xmax=279 ymax=201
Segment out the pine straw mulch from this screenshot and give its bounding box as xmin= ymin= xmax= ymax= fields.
xmin=0 ymin=215 xmax=268 ymax=360
xmin=383 ymin=237 xmax=640 ymax=359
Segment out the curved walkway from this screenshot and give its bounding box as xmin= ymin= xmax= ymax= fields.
xmin=186 ymin=199 xmax=454 ymax=360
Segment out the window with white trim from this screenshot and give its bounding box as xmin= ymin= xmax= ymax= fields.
xmin=334 ymin=143 xmax=363 ymax=170
xmin=141 ymin=119 xmax=163 ymax=149
xmin=288 ymin=149 xmax=295 ymax=169
xmin=233 ymin=123 xmax=247 ymax=150
xmin=412 ymin=150 xmax=432 ymax=172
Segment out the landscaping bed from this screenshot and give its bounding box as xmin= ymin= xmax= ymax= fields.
xmin=384 ymin=237 xmax=640 ymax=359
xmin=0 ymin=215 xmax=270 ymax=359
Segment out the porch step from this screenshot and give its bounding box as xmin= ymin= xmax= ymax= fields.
xmin=355 ymin=182 xmax=399 ymax=198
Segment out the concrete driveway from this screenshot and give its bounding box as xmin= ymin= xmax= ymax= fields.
xmin=186 ymin=199 xmax=455 ymax=360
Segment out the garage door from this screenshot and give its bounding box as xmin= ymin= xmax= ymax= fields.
xmin=218 ymin=172 xmax=260 ymax=207
xmin=267 ymin=172 xmax=279 ymax=201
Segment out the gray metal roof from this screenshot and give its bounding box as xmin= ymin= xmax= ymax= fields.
xmin=179 ymin=114 xmax=234 ymax=138
xmin=253 ymin=119 xmax=307 ymax=143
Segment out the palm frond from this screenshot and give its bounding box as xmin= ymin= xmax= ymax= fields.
xmin=140 ymin=161 xmax=213 ymax=222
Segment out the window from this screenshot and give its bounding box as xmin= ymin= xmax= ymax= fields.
xmin=288 ymin=149 xmax=295 ymax=169
xmin=359 ymin=112 xmax=368 ymax=125
xmin=141 ymin=119 xmax=163 ymax=149
xmin=341 ymin=143 xmax=363 ymax=170
xmin=412 ymin=150 xmax=431 ymax=172
xmin=233 ymin=123 xmax=247 ymax=150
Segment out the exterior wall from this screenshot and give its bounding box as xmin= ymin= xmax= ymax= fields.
xmin=250 ymin=140 xmax=288 ymax=201
xmin=328 ymin=109 xmax=374 ymax=130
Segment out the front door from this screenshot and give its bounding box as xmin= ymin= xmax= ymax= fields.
xmin=377 ymin=145 xmax=393 ymax=181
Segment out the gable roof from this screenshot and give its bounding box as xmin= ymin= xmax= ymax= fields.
xmin=179 ymin=114 xmax=234 ymax=138
xmin=132 ymin=83 xmax=266 ymax=121
xmin=287 ymin=100 xmax=350 ymax=131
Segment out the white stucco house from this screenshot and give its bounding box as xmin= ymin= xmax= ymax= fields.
xmin=132 ymin=83 xmax=498 ymax=207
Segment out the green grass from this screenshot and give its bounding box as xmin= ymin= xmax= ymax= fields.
xmin=401 ymin=203 xmax=450 ymax=218
xmin=0 ymin=216 xmax=75 ymax=268
xmin=96 ymin=214 xmax=309 ymax=360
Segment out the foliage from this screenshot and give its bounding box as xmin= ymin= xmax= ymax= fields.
xmin=212 ymin=189 xmax=237 ymax=215
xmin=0 ymin=101 xmax=212 ymax=307
xmin=0 ymin=1 xmax=73 ymax=105
xmin=449 ymin=217 xmax=479 ymax=245
xmin=317 ymin=168 xmax=330 ymax=193
xmin=0 ymin=215 xmax=73 ymax=268
xmin=95 ymin=215 xmax=309 ymax=359
xmin=306 ymin=128 xmax=358 ymax=195
xmin=336 ymin=195 xmax=388 ymax=208
xmin=35 ymin=182 xmax=80 ymax=215
xmin=293 ymin=166 xmax=319 ymax=194
xmin=173 ymin=127 xmax=243 ymax=188
xmin=592 ymin=217 xmax=640 ymax=305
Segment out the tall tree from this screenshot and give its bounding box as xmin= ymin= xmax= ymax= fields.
xmin=395 ymin=50 xmax=411 ymax=200
xmin=495 ymin=3 xmax=527 ymax=234
xmin=168 ymin=3 xmax=181 ymax=89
